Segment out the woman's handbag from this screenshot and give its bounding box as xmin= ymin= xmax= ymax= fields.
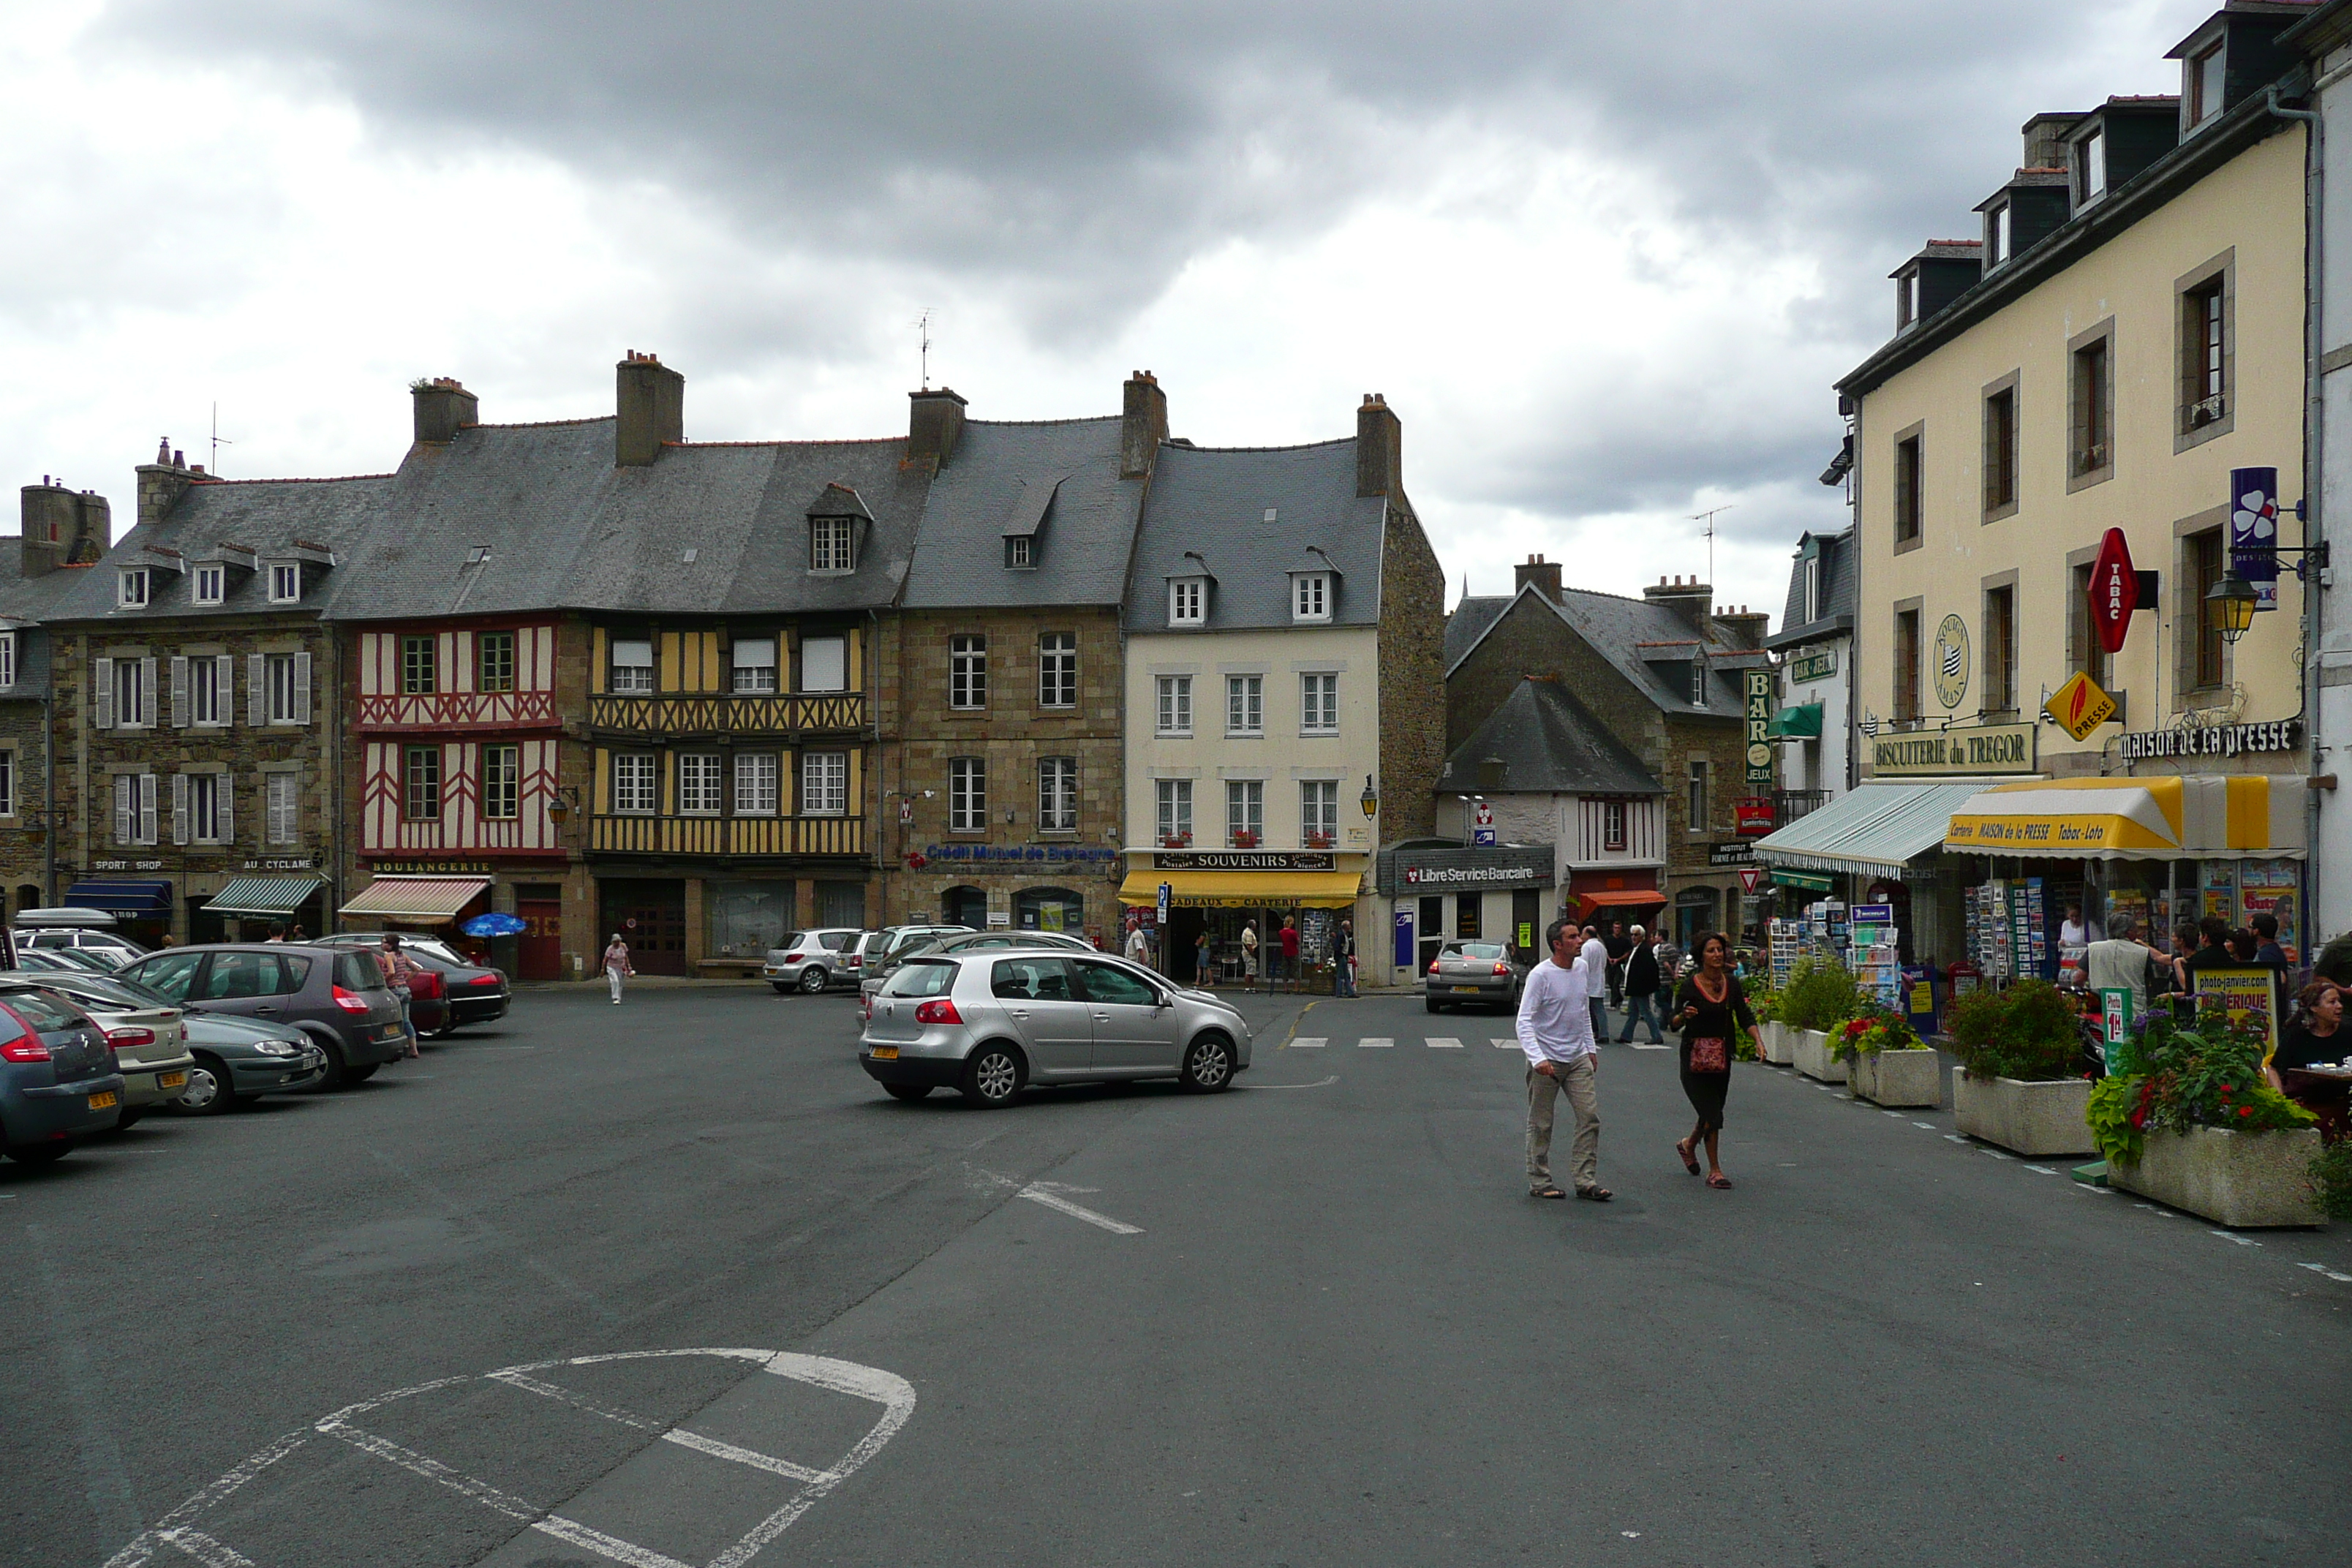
xmin=1688 ymin=1036 xmax=1730 ymax=1074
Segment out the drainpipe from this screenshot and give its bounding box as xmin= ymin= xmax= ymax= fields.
xmin=2269 ymin=83 xmax=2325 ymax=936
xmin=869 ymin=607 xmax=885 ymax=924
xmin=41 ymin=682 xmax=56 ymax=905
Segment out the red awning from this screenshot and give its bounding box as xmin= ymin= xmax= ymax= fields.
xmin=1578 ymin=889 xmax=1667 ymax=909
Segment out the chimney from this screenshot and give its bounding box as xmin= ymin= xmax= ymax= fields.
xmin=1120 ymin=370 xmax=1167 ymax=479
xmin=1355 ymin=393 xmax=1401 ymax=500
xmin=906 ymin=386 xmax=968 ymax=473
xmin=615 ymin=350 xmax=685 ymax=467
xmin=1513 ymin=553 xmax=1562 ymax=603
xmin=1643 ymin=573 xmax=1713 ymax=637
xmin=20 ymin=481 xmax=111 ymax=577
xmin=1716 ymin=604 xmax=1770 ymax=651
xmin=137 ymin=440 xmax=197 ymax=527
xmin=2020 ymin=111 xmax=2087 ymax=172
xmin=412 ymin=377 xmax=479 ymax=445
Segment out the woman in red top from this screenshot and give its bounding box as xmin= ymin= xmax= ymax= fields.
xmin=1279 ymin=917 xmax=1301 ymax=992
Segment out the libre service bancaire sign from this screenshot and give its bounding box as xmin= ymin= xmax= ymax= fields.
xmin=1868 ymin=721 xmax=2037 ymax=778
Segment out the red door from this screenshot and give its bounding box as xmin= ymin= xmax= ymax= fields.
xmin=517 ymin=899 xmax=562 ymax=982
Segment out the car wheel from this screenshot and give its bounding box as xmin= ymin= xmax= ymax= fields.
xmin=173 ymin=1056 xmax=235 ymax=1115
xmin=883 ymin=1083 xmax=932 ymax=1102
xmin=799 ymin=967 xmax=829 ymax=995
xmin=317 ymin=1041 xmax=350 ymax=1089
xmin=4 ymin=1142 xmax=70 ymax=1165
xmin=345 ymin=1064 xmax=380 ymax=1083
xmin=1180 ymin=1033 xmax=1235 ymax=1092
xmin=1425 ymin=995 xmax=1444 ymax=1013
xmin=114 ymin=1108 xmax=145 ymax=1132
xmin=959 ymin=1042 xmax=1025 ymax=1108
xmin=771 ymin=984 xmax=792 ymax=995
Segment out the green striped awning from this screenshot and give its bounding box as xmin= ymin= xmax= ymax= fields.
xmin=205 ymin=875 xmax=328 ymax=916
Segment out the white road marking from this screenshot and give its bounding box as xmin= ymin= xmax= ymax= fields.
xmin=490 ymin=1369 xmax=665 ymax=1431
xmin=154 ymin=1528 xmax=255 ymax=1568
xmin=1629 ymin=1043 xmax=1671 ymax=1051
xmin=530 ymin=1515 xmax=695 ymax=1568
xmin=2298 ymin=1262 xmax=2352 ymax=1282
xmin=1289 ymin=1036 xmax=1327 ymax=1049
xmin=2024 ymin=1165 xmax=2059 ymax=1175
xmin=1490 ymin=1038 xmax=1518 ymax=1049
xmin=1236 ymin=1075 xmax=1338 ymax=1091
xmin=1357 ymin=1037 xmax=1393 ymax=1049
xmin=319 ymin=1421 xmax=540 ymax=1519
xmin=1980 ymin=1150 xmax=2012 ymax=1160
xmin=1912 ymin=1122 xmax=1936 ymax=1129
xmin=1017 ymin=1186 xmax=1144 ymax=1235
xmin=662 ymin=1427 xmax=828 ymax=1483
xmin=1882 ymin=1110 xmax=1904 ymax=1117
xmin=1944 ymin=1134 xmax=1970 ymax=1144
xmin=1426 ymin=1037 xmax=1463 ymax=1049
xmin=2210 ymin=1230 xmax=2261 ymax=1248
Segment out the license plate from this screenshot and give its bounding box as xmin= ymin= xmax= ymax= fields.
xmin=1452 ymin=985 xmax=1482 ymax=994
xmin=159 ymin=1071 xmax=188 ymax=1089
xmin=88 ymin=1091 xmax=118 ymax=1110
xmin=870 ymin=1046 xmax=900 ymax=1060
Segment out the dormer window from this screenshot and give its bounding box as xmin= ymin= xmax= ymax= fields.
xmin=1896 ymin=269 xmax=1920 ymax=330
xmin=1006 ymin=535 xmax=1033 ymax=568
xmin=1802 ymin=555 xmax=1820 ymax=625
xmin=1170 ymin=577 xmax=1206 ymax=626
xmin=2189 ymin=44 xmax=2224 ymax=127
xmin=194 ymin=565 xmax=224 ymax=606
xmin=2078 ymin=127 xmax=2107 ymax=203
xmin=810 ymin=516 xmax=854 ymax=573
xmin=1292 ymin=572 xmax=1331 ymax=623
xmin=268 ymin=564 xmax=301 ymax=603
xmin=1691 ymin=658 xmax=1708 ymax=706
xmin=1986 ymin=203 xmax=2011 ymax=269
xmin=118 ymin=568 xmax=150 ymax=609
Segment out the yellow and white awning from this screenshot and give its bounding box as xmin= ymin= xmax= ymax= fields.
xmin=1943 ymin=775 xmax=2305 ymax=862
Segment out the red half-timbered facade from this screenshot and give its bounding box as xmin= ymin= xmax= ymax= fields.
xmin=355 ymin=624 xmax=568 ymax=860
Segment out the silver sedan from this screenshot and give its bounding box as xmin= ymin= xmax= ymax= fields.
xmin=1422 ymin=941 xmax=1528 ymax=1014
xmin=859 ymin=947 xmax=1252 ymax=1107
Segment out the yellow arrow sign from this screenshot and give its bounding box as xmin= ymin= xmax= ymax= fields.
xmin=2044 ymin=671 xmax=2117 ymax=741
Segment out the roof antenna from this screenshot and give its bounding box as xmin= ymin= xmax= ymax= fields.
xmin=210 ymin=401 xmax=234 ymax=477
xmin=1689 ymin=504 xmax=1734 ymax=586
xmin=913 ymin=308 xmax=933 ymax=391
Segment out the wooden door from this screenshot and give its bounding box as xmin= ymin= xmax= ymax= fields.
xmin=517 ymin=899 xmax=562 ymax=982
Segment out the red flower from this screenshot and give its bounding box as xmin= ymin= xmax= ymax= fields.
xmin=2130 ymin=1108 xmax=2147 ymax=1128
xmin=2237 ymin=1104 xmax=2255 ymax=1118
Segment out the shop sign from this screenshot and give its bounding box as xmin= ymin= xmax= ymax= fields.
xmin=2043 ymin=671 xmax=2117 ymax=742
xmin=1155 ymin=849 xmax=1335 ymax=871
xmin=1787 ymin=648 xmax=1837 ymax=685
xmin=2117 ymin=717 xmax=2301 ymax=763
xmin=1707 ymin=841 xmax=1754 ymax=867
xmin=1472 ymin=799 xmax=1496 ymax=847
xmin=1403 ymin=862 xmax=1547 ymax=887
xmin=1772 ymin=870 xmax=1833 ymax=892
xmin=365 ymin=859 xmax=492 ymax=875
xmin=244 ymin=857 xmax=317 ymax=870
xmin=924 ymin=843 xmax=1121 ymax=864
xmin=91 ymin=859 xmax=166 ymax=872
xmin=2229 ymin=467 xmax=2281 ymax=611
xmin=2087 ymin=528 xmax=2138 ymax=654
xmin=2195 ymin=966 xmax=2280 ymax=1052
xmin=1744 ymin=669 xmax=1774 ymax=785
xmin=1869 ymin=721 xmax=2037 ymax=777
xmin=1734 ymin=797 xmax=1776 ymax=837
xmin=1931 ymin=614 xmax=1970 ymax=710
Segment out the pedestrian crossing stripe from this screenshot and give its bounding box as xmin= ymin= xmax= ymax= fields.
xmin=1491 ymin=1038 xmax=1519 ymax=1049
xmin=1629 ymin=1044 xmax=1672 ymax=1050
xmin=1427 ymin=1037 xmax=1462 ymax=1049
xmin=1357 ymin=1037 xmax=1393 ymax=1048
xmin=1290 ymin=1037 xmax=1327 ymax=1049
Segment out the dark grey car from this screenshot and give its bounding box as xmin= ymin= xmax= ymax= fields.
xmin=117 ymin=945 xmax=407 ymax=1089
xmin=0 ymin=982 xmax=124 ymax=1164
xmin=173 ymin=1013 xmax=328 ymax=1113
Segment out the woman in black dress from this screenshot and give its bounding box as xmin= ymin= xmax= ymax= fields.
xmin=1669 ymin=931 xmax=1763 ymax=1188
xmin=2269 ymin=980 xmax=2350 ymax=1142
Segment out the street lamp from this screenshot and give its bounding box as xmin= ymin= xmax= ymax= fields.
xmin=1360 ymin=774 xmax=1379 ymax=818
xmin=2205 ymin=572 xmax=2260 ymax=645
xmin=545 ymin=786 xmax=579 ymax=826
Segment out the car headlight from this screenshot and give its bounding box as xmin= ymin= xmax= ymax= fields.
xmin=252 ymin=1039 xmax=298 ymax=1057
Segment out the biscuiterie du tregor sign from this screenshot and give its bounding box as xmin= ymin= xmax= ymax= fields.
xmin=1868 ymin=721 xmax=2038 ymax=777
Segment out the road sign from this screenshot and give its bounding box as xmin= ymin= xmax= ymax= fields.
xmin=1156 ymin=881 xmax=1172 ymax=924
xmin=2087 ymin=528 xmax=2138 ymax=654
xmin=2044 ymin=670 xmax=2117 ymax=741
xmin=1738 ymin=866 xmax=1762 ymax=892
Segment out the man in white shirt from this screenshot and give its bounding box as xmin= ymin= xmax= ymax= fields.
xmin=1124 ymin=922 xmax=1152 ymax=968
xmin=1518 ymin=918 xmax=1608 ymax=1201
xmin=2086 ymin=913 xmax=2156 ymax=1017
xmin=1579 ymin=924 xmax=1610 ymax=1043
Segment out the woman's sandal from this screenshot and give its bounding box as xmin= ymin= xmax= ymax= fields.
xmin=1531 ymin=1186 xmax=1567 ymax=1200
xmin=1676 ymin=1139 xmax=1700 ymax=1175
xmin=1706 ymin=1172 xmax=1733 ymax=1190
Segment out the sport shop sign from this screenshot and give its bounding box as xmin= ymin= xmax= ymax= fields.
xmin=1869 ymin=721 xmax=2038 ymax=778
xmin=2118 ymin=718 xmax=2302 ymax=764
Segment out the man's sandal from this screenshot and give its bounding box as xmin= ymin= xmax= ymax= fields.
xmin=1575 ymin=1186 xmax=1613 ymax=1202
xmin=1530 ymin=1186 xmax=1568 ymax=1200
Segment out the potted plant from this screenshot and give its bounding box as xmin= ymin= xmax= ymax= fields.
xmin=1230 ymin=830 xmax=1260 ymax=848
xmin=1749 ymin=981 xmax=1794 ymax=1065
xmin=1776 ymin=957 xmax=1862 ymax=1083
xmin=1159 ymin=832 xmax=1192 ymax=849
xmin=1946 ymin=980 xmax=2095 ymax=1156
xmin=1832 ymin=1009 xmax=1937 ymax=1107
xmin=2093 ymin=1007 xmax=2326 ymax=1227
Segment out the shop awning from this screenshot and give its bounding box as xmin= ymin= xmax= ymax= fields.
xmin=1117 ymin=870 xmax=1362 ymax=909
xmin=61 ymin=879 xmax=173 ymax=915
xmin=1753 ymin=780 xmax=1994 ymax=881
xmin=1579 ymin=889 xmax=1667 ymax=908
xmin=204 ymin=875 xmax=327 ymax=916
xmin=1765 ymin=702 xmax=1824 ymax=739
xmin=339 ymin=875 xmax=492 ymax=921
xmin=1943 ymin=774 xmax=2306 ymax=862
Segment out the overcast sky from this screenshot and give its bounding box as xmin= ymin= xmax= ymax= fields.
xmin=3 ymin=1 xmax=2201 ymax=623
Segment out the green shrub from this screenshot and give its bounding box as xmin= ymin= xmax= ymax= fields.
xmin=2086 ymin=1074 xmax=2143 ymax=1166
xmin=1828 ymin=1009 xmax=1923 ymax=1063
xmin=1778 ymin=957 xmax=1863 ymax=1033
xmin=1945 ymin=980 xmax=2084 ymax=1082
xmin=2309 ymin=1140 xmax=2352 ymax=1222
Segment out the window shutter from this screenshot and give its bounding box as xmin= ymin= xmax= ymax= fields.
xmin=172 ymin=772 xmax=189 ymax=845
xmin=94 ymin=657 xmax=114 ymax=730
xmin=216 ymin=655 xmax=234 ymax=727
xmin=113 ymin=777 xmax=132 ymax=845
xmin=248 ymin=655 xmax=265 ymax=726
xmin=170 ymin=656 xmax=189 ymax=728
xmin=271 ymin=774 xmax=293 ymax=845
xmin=294 ymin=651 xmax=312 ymax=725
xmin=140 ymin=657 xmax=157 ymax=727
xmin=219 ymin=775 xmax=234 ymax=846
xmin=138 ymin=774 xmax=158 ymax=845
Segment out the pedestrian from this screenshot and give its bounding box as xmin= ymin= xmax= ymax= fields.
xmin=2185 ymin=916 xmax=2234 ymax=992
xmin=603 ymin=932 xmax=635 ymax=1003
xmin=1604 ymin=921 xmax=1631 ymax=1009
xmin=1518 ymin=917 xmax=1607 ymax=1202
xmin=1333 ymin=918 xmax=1356 ymax=998
xmin=2251 ymin=911 xmax=2293 ymax=1018
xmin=1279 ymin=916 xmax=1300 ymax=993
xmin=377 ymin=934 xmax=423 ymax=1058
xmin=2085 ymin=914 xmax=2157 ymax=1017
xmin=1615 ymin=924 xmax=1666 ymax=1043
xmin=290 ymin=924 xmax=307 ymax=942
xmin=1668 ymin=931 xmax=1760 ymax=1189
xmin=1240 ymin=921 xmax=1259 ymax=992
xmin=1125 ymin=921 xmax=1151 ymax=967
xmin=264 ymin=921 xmax=286 ymax=943
xmin=1578 ymin=924 xmax=1609 ymax=1043
xmin=1194 ymin=928 xmax=1215 ymax=987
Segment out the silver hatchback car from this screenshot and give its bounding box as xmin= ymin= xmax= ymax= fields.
xmin=859 ymin=947 xmax=1251 ymax=1107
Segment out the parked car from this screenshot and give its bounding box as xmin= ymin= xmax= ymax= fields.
xmin=115 ymin=945 xmax=408 ymax=1089
xmin=0 ymin=969 xmax=197 ymax=1131
xmin=855 ymin=924 xmax=983 ymax=1013
xmin=14 ymin=906 xmax=150 ymax=966
xmin=171 ymin=1013 xmax=327 ymax=1113
xmin=11 ymin=947 xmax=108 ymax=975
xmin=0 ymin=981 xmax=124 ymax=1164
xmin=314 ymin=934 xmax=509 ymax=1034
xmin=1423 ymin=941 xmax=1529 ymax=1014
xmin=859 ymin=946 xmax=1251 ymax=1107
xmin=764 ymin=929 xmax=868 ymax=995
xmin=859 ymin=927 xmax=1092 ymax=1015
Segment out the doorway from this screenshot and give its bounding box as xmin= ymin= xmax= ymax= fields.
xmin=1417 ymin=895 xmax=1444 ymax=974
xmin=1511 ymin=889 xmax=1541 ymax=962
xmin=516 ymin=883 xmax=563 ymax=982
xmin=599 ymin=878 xmax=687 ymax=976
xmin=943 ymin=885 xmax=988 ymax=930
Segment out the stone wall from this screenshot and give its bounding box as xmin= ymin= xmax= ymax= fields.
xmin=1376 ymin=502 xmax=1446 ymax=840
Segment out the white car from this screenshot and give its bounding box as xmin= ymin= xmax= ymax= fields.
xmin=764 ymin=929 xmax=867 ymax=995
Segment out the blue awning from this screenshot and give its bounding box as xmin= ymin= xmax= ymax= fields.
xmin=62 ymin=879 xmax=173 ymax=915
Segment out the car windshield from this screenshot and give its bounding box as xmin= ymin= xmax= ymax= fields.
xmin=1455 ymin=943 xmax=1507 ymax=961
xmin=883 ymin=959 xmax=957 ymax=998
xmin=778 ymin=932 xmax=807 ymax=952
xmin=53 ymin=948 xmax=121 ymax=972
xmin=1 ymin=988 xmax=91 ymax=1031
xmin=30 ymin=972 xmax=173 ymax=1011
xmin=820 ymin=932 xmax=856 ymax=951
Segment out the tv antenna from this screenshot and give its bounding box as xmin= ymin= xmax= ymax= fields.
xmin=1689 ymin=504 xmax=1734 ymax=585
xmin=913 ymin=309 xmax=933 ymax=390
xmin=210 ymin=402 xmax=234 ymax=475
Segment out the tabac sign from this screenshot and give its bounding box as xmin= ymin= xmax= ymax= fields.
xmin=1744 ymin=669 xmax=1774 ymax=785
xmin=1869 ymin=721 xmax=2037 ymax=777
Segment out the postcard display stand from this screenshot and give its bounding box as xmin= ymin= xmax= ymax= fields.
xmin=1848 ymin=902 xmax=1902 ymax=1010
xmin=1768 ymin=919 xmax=1803 ymax=990
xmin=1964 ymin=878 xmax=2050 ymax=985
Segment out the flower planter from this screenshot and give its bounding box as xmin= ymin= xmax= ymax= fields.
xmin=1758 ymin=1019 xmax=1795 ymax=1066
xmin=1850 ymin=1048 xmax=1939 ymax=1107
xmin=2106 ymin=1125 xmax=2328 ymax=1228
xmin=1790 ymin=1028 xmax=1846 ymax=1084
xmin=1951 ymin=1070 xmax=2095 ymax=1157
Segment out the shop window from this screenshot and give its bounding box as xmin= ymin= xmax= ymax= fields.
xmin=1455 ymin=895 xmax=1481 ymax=939
xmin=1017 ymin=887 xmax=1082 ymax=935
xmin=943 ymin=886 xmax=989 ymax=929
xmin=707 ymin=879 xmax=794 ymax=959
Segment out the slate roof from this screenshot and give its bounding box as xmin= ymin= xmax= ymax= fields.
xmin=1438 ymin=676 xmax=1662 ymax=796
xmin=1768 ymin=528 xmax=1856 ymax=652
xmin=1445 ymin=595 xmax=1512 ymax=668
xmin=40 ymin=472 xmax=393 ymax=623
xmin=900 ymin=418 xmax=1143 ymax=608
xmin=1447 ymin=582 xmax=1766 ymax=719
xmin=325 ymin=418 xmax=928 ymax=620
xmin=1125 ymin=438 xmax=1387 ymax=632
xmin=0 ymin=553 xmax=88 ymax=626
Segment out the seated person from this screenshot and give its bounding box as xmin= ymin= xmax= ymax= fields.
xmin=2269 ymin=980 xmax=2351 ymax=1142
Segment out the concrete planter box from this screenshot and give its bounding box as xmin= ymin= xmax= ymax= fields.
xmin=1952 ymin=1071 xmax=2095 ymax=1157
xmin=1790 ymin=1028 xmax=1847 ymax=1084
xmin=2108 ymin=1125 xmax=2328 ymax=1229
xmin=1850 ymin=1048 xmax=1940 ymax=1107
xmin=1758 ymin=1020 xmax=1795 ymax=1066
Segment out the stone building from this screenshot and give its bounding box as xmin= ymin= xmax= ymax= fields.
xmin=0 ymin=480 xmax=110 ymax=913
xmin=1445 ymin=558 xmax=1772 ymax=948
